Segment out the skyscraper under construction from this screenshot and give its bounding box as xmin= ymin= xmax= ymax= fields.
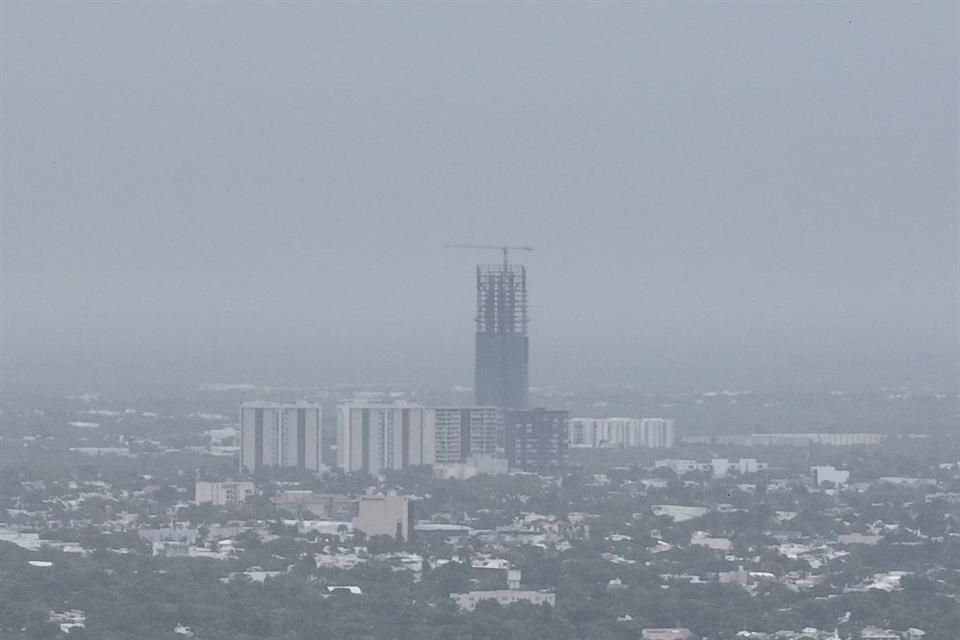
xmin=474 ymin=261 xmax=529 ymax=409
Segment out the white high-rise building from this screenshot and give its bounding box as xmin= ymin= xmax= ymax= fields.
xmin=337 ymin=403 xmax=507 ymax=474
xmin=569 ymin=417 xmax=675 ymax=449
xmin=569 ymin=418 xmax=640 ymax=447
xmin=431 ymin=407 xmax=501 ymax=464
xmin=337 ymin=402 xmax=435 ymax=474
xmin=640 ymin=418 xmax=675 ymax=448
xmin=240 ymin=402 xmax=323 ymax=473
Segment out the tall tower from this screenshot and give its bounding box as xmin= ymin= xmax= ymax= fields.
xmin=475 ymin=261 xmax=529 ymax=409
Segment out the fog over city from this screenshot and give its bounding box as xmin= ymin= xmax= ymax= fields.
xmin=2 ymin=2 xmax=956 ymax=393
xmin=2 ymin=4 xmax=960 ymax=640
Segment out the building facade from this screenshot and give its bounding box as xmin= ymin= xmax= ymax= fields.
xmin=337 ymin=403 xmax=435 ymax=474
xmin=811 ymin=465 xmax=850 ymax=487
xmin=195 ymin=481 xmax=255 ymax=506
xmin=239 ymin=402 xmax=322 ymax=473
xmin=337 ymin=403 xmax=507 ymax=473
xmin=434 ymin=454 xmax=509 ymax=479
xmin=431 ymin=406 xmax=501 ymax=464
xmin=450 ymin=588 xmax=555 ymax=611
xmin=450 ymin=569 xmax=555 ymax=611
xmin=272 ymin=491 xmax=356 ymax=520
xmin=750 ymin=433 xmax=884 ymax=447
xmin=505 ymin=409 xmax=569 ymax=472
xmin=654 ymin=458 xmax=767 ymax=476
xmin=474 ymin=263 xmax=529 ymax=409
xmin=353 ymin=495 xmax=414 ymax=540
xmin=569 ymin=417 xmax=675 ymax=449
xmin=640 ymin=418 xmax=675 ymax=448
xmin=569 ymin=418 xmax=640 ymax=447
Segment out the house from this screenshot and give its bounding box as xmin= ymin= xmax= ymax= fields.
xmin=49 ymin=610 xmax=85 ymax=634
xmin=642 ymin=629 xmax=695 ymax=640
xmin=450 ymin=569 xmax=555 ymax=611
xmin=860 ymin=628 xmax=900 ymax=640
xmin=195 ymin=481 xmax=254 ymax=506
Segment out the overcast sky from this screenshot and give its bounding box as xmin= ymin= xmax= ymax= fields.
xmin=1 ymin=2 xmax=957 ymax=391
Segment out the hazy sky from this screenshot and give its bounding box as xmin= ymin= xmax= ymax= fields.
xmin=1 ymin=2 xmax=957 ymax=391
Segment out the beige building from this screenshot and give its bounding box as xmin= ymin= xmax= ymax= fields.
xmin=353 ymin=495 xmax=414 ymax=540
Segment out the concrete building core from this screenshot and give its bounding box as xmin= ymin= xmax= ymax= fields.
xmin=474 ymin=263 xmax=529 ymax=409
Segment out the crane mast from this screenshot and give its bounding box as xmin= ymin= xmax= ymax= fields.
xmin=444 ymin=243 xmax=533 ymax=268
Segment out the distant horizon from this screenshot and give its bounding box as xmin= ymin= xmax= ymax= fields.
xmin=2 ymin=344 xmax=956 ymax=396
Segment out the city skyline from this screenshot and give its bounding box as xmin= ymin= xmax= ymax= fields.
xmin=0 ymin=2 xmax=957 ymax=636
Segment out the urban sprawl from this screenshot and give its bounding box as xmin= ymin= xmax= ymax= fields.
xmin=0 ymin=255 xmax=957 ymax=639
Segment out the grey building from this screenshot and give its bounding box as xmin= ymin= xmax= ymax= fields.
xmin=505 ymin=409 xmax=569 ymax=473
xmin=475 ymin=263 xmax=529 ymax=409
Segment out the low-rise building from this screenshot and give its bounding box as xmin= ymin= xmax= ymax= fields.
xmin=651 ymin=505 xmax=708 ymax=522
xmin=450 ymin=569 xmax=555 ymax=611
xmin=138 ymin=527 xmax=200 ymax=545
xmin=691 ymin=531 xmax=732 ymax=551
xmin=642 ymin=629 xmax=694 ymax=640
xmin=655 ymin=459 xmax=702 ymax=474
xmin=434 ymin=454 xmax=509 ymax=479
xmin=751 ymin=433 xmax=884 ymax=447
xmin=655 ymin=458 xmax=767 ymax=476
xmin=49 ymin=610 xmax=86 ymax=634
xmin=273 ymin=491 xmax=355 ymax=520
xmin=353 ymin=495 xmax=414 ymax=540
xmin=195 ymin=481 xmax=255 ymax=506
xmin=811 ymin=466 xmax=850 ymax=487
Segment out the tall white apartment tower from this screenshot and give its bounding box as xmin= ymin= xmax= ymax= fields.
xmin=569 ymin=417 xmax=675 ymax=449
xmin=337 ymin=403 xmax=436 ymax=475
xmin=569 ymin=418 xmax=641 ymax=447
xmin=640 ymin=418 xmax=675 ymax=448
xmin=431 ymin=407 xmax=501 ymax=464
xmin=240 ymin=402 xmax=323 ymax=473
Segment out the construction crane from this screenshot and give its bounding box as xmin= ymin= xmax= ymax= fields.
xmin=445 ymin=244 xmax=533 ymax=268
